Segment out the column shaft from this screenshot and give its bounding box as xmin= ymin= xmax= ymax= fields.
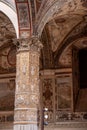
xmin=14 ymin=37 xmax=42 ymax=130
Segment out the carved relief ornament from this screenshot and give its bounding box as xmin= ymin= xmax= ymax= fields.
xmin=13 ymin=36 xmax=43 ymax=52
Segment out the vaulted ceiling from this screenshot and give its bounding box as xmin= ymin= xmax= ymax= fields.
xmin=1 ymin=0 xmax=87 ymax=70
xmin=40 ymin=0 xmax=87 ymax=69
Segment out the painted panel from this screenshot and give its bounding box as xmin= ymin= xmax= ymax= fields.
xmin=56 ymin=75 xmax=72 ymax=110
xmin=17 ymin=3 xmax=30 ymax=29
xmin=42 ymin=79 xmax=53 ymax=109
xmin=0 ymin=80 xmax=15 ymax=111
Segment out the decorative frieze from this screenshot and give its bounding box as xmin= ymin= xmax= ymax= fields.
xmin=56 ymin=111 xmax=87 ymax=122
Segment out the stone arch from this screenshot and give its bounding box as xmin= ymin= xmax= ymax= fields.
xmin=14 ymin=0 xmax=36 ymax=38
xmin=0 ymin=1 xmax=19 ymax=38
xmin=53 ymin=17 xmax=87 ymax=67
xmin=58 ymin=37 xmax=87 ymax=67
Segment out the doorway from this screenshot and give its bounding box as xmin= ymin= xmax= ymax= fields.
xmin=79 ymin=49 xmax=87 ymax=89
xmin=73 ymin=48 xmax=87 ymax=112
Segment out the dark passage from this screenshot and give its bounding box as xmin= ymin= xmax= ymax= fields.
xmin=79 ymin=49 xmax=87 ymax=89
xmin=75 ymin=49 xmax=87 ymax=112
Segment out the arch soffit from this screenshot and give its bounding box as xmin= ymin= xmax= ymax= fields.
xmin=0 ymin=1 xmax=19 ymax=38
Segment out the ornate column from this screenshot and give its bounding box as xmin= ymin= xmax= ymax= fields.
xmin=14 ymin=37 xmax=43 ymax=130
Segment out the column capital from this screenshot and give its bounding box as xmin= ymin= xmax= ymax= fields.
xmin=13 ymin=38 xmax=30 ymax=51
xmin=13 ymin=36 xmax=43 ymax=52
xmin=30 ymin=36 xmax=43 ymax=52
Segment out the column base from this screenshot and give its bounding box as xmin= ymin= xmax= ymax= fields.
xmin=14 ymin=124 xmax=38 ymax=130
